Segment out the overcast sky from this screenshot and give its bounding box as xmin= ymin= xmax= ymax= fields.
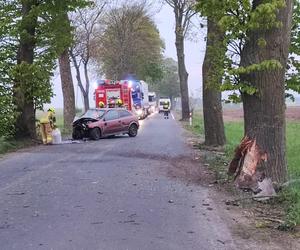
xmin=49 ymin=3 xmax=206 ymax=109
xmin=154 ymin=4 xmax=206 ymax=97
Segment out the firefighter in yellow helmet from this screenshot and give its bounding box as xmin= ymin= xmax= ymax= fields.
xmin=116 ymin=99 xmax=123 ymax=107
xmin=163 ymin=101 xmax=170 ymax=119
xmin=99 ymin=101 xmax=105 ymax=108
xmin=39 ymin=108 xmax=56 ymax=145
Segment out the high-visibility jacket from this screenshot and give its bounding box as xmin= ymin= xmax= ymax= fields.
xmin=40 ymin=111 xmax=56 ymax=128
xmin=163 ymin=104 xmax=169 ymax=110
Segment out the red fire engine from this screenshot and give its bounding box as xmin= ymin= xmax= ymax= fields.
xmin=94 ymin=80 xmax=133 ymax=110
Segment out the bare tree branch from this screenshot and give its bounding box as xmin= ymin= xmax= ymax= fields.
xmin=70 ymin=0 xmax=108 ymax=111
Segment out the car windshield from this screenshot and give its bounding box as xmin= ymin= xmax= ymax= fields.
xmin=82 ymin=109 xmax=106 ymax=119
xmin=160 ymin=101 xmax=169 ymax=105
xmin=149 ymin=96 xmax=155 ymax=102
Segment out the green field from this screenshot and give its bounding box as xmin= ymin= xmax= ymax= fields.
xmin=188 ymin=113 xmax=300 ymax=227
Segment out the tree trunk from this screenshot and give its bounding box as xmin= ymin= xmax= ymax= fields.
xmin=70 ymin=50 xmax=89 ymax=112
xmin=83 ymin=62 xmax=90 ymax=111
xmin=175 ymin=35 xmax=190 ymax=120
xmin=14 ymin=1 xmax=38 ymax=139
xmin=59 ymin=49 xmax=76 ymax=132
xmin=240 ymin=0 xmax=293 ymax=184
xmin=202 ymin=18 xmax=226 ymax=146
xmin=83 ymin=93 xmax=89 ymax=112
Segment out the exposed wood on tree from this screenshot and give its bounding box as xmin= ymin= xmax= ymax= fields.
xmin=240 ymin=0 xmax=293 ymax=184
xmin=228 ymin=136 xmax=267 ymax=190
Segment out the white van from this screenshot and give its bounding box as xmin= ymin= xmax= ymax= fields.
xmin=158 ymin=97 xmax=171 ymax=113
xmin=148 ymin=92 xmax=157 ymax=113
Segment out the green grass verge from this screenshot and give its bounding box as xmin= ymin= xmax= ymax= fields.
xmin=187 ymin=113 xmax=300 ymax=227
xmin=0 ymin=109 xmax=83 ymax=155
xmin=0 ymin=137 xmax=34 ymax=155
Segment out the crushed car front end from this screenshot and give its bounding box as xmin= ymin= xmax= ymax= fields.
xmin=72 ymin=118 xmax=98 ymax=140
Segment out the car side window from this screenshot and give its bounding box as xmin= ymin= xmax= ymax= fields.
xmin=104 ymin=110 xmax=119 ymax=121
xmin=119 ymin=110 xmax=131 ymax=118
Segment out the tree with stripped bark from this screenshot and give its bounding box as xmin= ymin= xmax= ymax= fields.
xmin=197 ymin=0 xmax=294 ymax=183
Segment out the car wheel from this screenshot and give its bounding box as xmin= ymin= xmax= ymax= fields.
xmin=90 ymin=128 xmax=101 ymax=140
xmin=72 ymin=129 xmax=82 ymax=140
xmin=128 ymin=124 xmax=138 ymax=137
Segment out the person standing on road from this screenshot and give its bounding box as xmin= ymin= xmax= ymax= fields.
xmin=163 ymin=101 xmax=170 ymax=119
xmin=39 ymin=108 xmax=56 ymax=145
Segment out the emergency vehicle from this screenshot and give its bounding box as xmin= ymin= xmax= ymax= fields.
xmin=94 ymin=80 xmax=133 ymax=110
xmin=148 ymin=92 xmax=157 ymax=113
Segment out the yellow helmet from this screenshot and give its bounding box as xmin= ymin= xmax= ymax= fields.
xmin=99 ymin=101 xmax=105 ymax=107
xmin=48 ymin=107 xmax=55 ymax=113
xmin=116 ymin=99 xmax=123 ymax=105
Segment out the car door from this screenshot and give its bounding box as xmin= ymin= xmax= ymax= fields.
xmin=102 ymin=110 xmax=121 ymax=135
xmin=118 ymin=110 xmax=133 ymax=132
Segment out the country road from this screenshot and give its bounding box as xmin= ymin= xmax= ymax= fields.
xmin=0 ymin=113 xmax=237 ymax=250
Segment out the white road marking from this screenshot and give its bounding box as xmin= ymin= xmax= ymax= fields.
xmin=171 ymin=113 xmax=175 ymax=120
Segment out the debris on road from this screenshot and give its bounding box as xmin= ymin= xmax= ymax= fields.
xmin=91 ymin=221 xmax=104 ymax=225
xmin=225 ymin=200 xmax=240 ymax=206
xmin=120 ymin=220 xmax=135 ymax=224
xmin=217 ymin=239 xmax=225 ymax=245
xmin=56 ymin=140 xmax=84 ymax=145
xmin=254 ymin=178 xmax=276 ymax=200
xmin=6 ymin=192 xmax=25 ymax=196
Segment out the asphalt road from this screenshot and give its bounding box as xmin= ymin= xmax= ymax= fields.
xmin=0 ymin=112 xmax=236 ymax=250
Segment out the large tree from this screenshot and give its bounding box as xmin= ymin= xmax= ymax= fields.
xmin=0 ymin=0 xmax=89 ymax=139
xmin=202 ymin=18 xmax=226 ymax=146
xmin=54 ymin=11 xmax=76 ymax=133
xmin=14 ymin=0 xmax=39 ymax=139
xmin=1 ymin=0 xmax=158 ymax=139
xmin=94 ymin=2 xmax=164 ymax=82
xmin=0 ymin=3 xmax=16 ymax=138
xmin=197 ymin=0 xmax=294 ymax=183
xmin=150 ymin=57 xmax=180 ymax=100
xmin=164 ymin=0 xmax=196 ymax=120
xmin=70 ymin=1 xmax=107 ymax=112
xmin=196 ymin=2 xmax=226 ymax=146
xmin=59 ymin=48 xmax=76 ymax=132
xmin=240 ymin=0 xmax=293 ymax=183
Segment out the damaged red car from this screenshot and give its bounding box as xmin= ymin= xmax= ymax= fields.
xmin=72 ymin=108 xmax=139 ymax=140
